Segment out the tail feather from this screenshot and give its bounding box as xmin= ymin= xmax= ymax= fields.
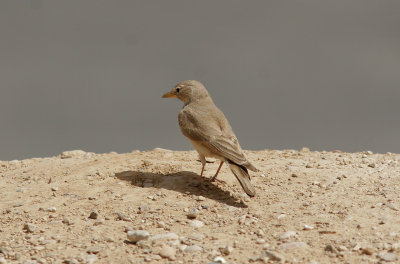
xmin=228 ymin=161 xmax=256 ymax=197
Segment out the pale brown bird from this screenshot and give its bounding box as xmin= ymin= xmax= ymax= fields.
xmin=162 ymin=80 xmax=257 ymax=197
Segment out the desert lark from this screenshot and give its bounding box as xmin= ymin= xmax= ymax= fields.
xmin=162 ymin=80 xmax=257 ymax=197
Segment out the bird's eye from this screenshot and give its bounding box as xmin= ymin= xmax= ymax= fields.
xmin=176 ymin=88 xmax=180 ymax=93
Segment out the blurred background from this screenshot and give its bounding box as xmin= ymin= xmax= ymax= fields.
xmin=1 ymin=0 xmax=399 ymax=160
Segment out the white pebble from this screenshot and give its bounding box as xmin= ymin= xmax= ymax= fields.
xmin=47 ymin=207 xmax=57 ymax=212
xmin=378 ymin=252 xmax=398 ymax=262
xmin=189 ymin=220 xmax=204 ymax=228
xmin=127 ymin=230 xmax=149 ymax=243
xmin=303 ymin=224 xmax=314 ymax=230
xmin=187 ymin=208 xmax=199 ymax=219
xmin=280 ymin=230 xmax=297 ymax=240
xmin=277 ymin=214 xmax=286 ymax=220
xmin=184 ymin=245 xmax=203 ymax=253
xmin=213 ymin=256 xmax=227 ymax=264
xmin=196 ymin=196 xmax=205 ymax=201
xmin=159 ymin=245 xmax=176 ymax=260
xmin=280 ymin=242 xmax=307 ymax=250
xmin=256 ymin=238 xmax=265 ymax=244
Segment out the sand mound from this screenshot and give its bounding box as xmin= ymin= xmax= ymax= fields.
xmin=0 ymin=149 xmax=399 ymax=263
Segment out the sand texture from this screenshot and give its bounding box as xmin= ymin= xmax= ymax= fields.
xmin=1 ymin=148 xmax=400 ymax=263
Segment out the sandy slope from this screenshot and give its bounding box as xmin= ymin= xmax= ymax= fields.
xmin=0 ymin=148 xmax=400 ymax=264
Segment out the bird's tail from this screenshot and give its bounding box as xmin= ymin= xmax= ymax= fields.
xmin=228 ymin=161 xmax=256 ymax=197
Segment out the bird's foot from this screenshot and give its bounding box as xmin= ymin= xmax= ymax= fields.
xmin=206 ymin=177 xmax=226 ymax=184
xmin=196 ymin=159 xmax=215 ymax=164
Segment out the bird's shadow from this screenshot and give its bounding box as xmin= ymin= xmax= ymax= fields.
xmin=115 ymin=170 xmax=247 ymax=208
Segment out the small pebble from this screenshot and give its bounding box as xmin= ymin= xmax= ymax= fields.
xmin=184 ymin=245 xmax=203 ymax=253
xmin=303 ymin=224 xmax=314 ymax=230
xmin=87 ymin=246 xmax=101 ymax=254
xmin=116 ymin=212 xmax=130 ymax=221
xmin=378 ymin=252 xmax=398 ymax=262
xmin=256 ymin=239 xmax=265 ymax=244
xmin=89 ymin=210 xmax=99 ymax=219
xmin=23 ymin=223 xmax=36 ymax=233
xmin=62 ymin=218 xmax=74 ymax=225
xmin=60 ymin=150 xmax=87 ymax=159
xmin=301 ymin=147 xmax=310 ymax=152
xmin=64 ymin=259 xmax=79 ymax=264
xmin=47 ymin=207 xmax=57 ymax=212
xmin=325 ymin=244 xmax=338 ymax=254
xmin=264 ymin=250 xmax=284 ymax=262
xmin=361 ymin=247 xmax=375 ymax=255
xmin=280 ymin=230 xmax=296 ymax=240
xmin=220 ymin=246 xmax=233 ymax=255
xmin=337 ymin=245 xmax=348 ymax=252
xmin=189 ymin=220 xmax=204 ymax=228
xmin=213 ymin=256 xmax=227 ymax=264
xmin=157 ymin=221 xmax=166 ymax=228
xmin=187 ymin=208 xmax=199 ymax=219
xmin=196 ymin=196 xmax=205 ymax=201
xmin=94 ymin=219 xmax=104 ymax=225
xmin=87 ymin=254 xmax=98 ymax=264
xmin=281 ymin=242 xmax=307 ymax=251
xmin=127 ymin=230 xmax=150 ymax=243
xmin=189 ymin=233 xmax=205 ymax=241
xmin=159 ymin=245 xmax=176 ymax=260
xmin=178 ymin=244 xmax=187 ymax=252
xmin=139 ymin=204 xmax=149 ymax=212
xmin=277 ymin=214 xmax=286 ymax=220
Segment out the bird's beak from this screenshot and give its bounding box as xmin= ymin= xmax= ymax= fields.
xmin=162 ymin=91 xmax=176 ymax=98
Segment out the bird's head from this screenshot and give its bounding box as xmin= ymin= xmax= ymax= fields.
xmin=162 ymin=80 xmax=209 ymax=104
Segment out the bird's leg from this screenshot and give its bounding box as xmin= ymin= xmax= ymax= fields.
xmin=210 ymin=161 xmax=225 ymax=183
xmin=198 ymin=155 xmax=206 ymax=182
xmin=199 ymin=162 xmax=205 ymax=180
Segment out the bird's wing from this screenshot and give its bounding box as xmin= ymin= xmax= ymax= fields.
xmin=208 ymin=135 xmax=248 ymax=165
xmin=178 ymin=106 xmax=248 ymax=166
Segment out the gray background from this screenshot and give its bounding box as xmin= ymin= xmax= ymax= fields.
xmin=1 ymin=0 xmax=399 ymax=160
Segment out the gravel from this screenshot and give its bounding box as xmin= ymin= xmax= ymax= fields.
xmin=2 ymin=149 xmax=400 ymax=263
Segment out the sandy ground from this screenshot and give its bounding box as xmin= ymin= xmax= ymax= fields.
xmin=1 ymin=148 xmax=400 ymax=264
